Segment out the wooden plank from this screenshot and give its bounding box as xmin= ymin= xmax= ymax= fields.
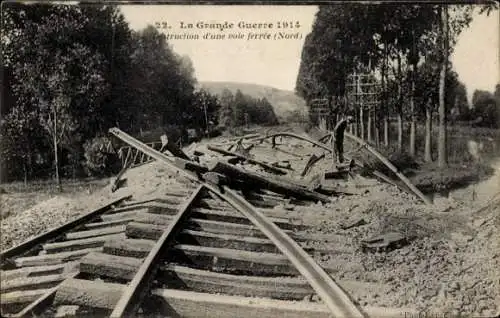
xmin=128 ymin=218 xmax=267 ymax=239
xmin=103 ymin=238 xmax=156 ymax=258
xmin=152 ymin=288 xmax=331 ymax=318
xmin=146 ymin=202 xmax=180 ymax=215
xmin=132 ymin=213 xmax=172 ymax=226
xmin=159 ymin=264 xmax=311 ymax=300
xmin=43 ymin=233 xmax=125 ymax=254
xmin=152 ymin=289 xmax=416 ymax=318
xmin=65 ymin=225 xmax=126 ymax=241
xmin=79 ymin=252 xmax=143 ymax=280
xmin=160 ymin=264 xmax=391 ymax=301
xmin=177 ymin=230 xmax=280 ymax=253
xmin=14 ymin=248 xmax=102 ymax=267
xmin=104 ymin=206 xmax=148 ymax=215
xmin=54 ymin=278 xmax=124 ymax=310
xmin=84 ymin=219 xmax=135 ymax=230
xmin=1 ymin=289 xmax=51 ymax=305
xmin=125 ymin=222 xmax=166 ymax=241
xmin=101 ymin=211 xmax=140 ymax=222
xmin=1 ymin=262 xmax=79 ymax=282
xmin=12 ymin=272 xmax=77 ymax=318
xmin=161 ymin=135 xmax=191 ymax=160
xmin=171 ymin=244 xmax=298 ymax=276
xmin=110 ymin=201 xmax=181 ymax=215
xmin=1 ymin=273 xmax=68 ymax=293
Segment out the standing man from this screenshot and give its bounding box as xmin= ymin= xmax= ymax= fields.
xmin=333 ymin=115 xmax=354 ymax=164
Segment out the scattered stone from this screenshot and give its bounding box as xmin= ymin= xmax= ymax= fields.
xmin=340 ymin=218 xmax=367 ymax=230
xmin=55 ymin=305 xmax=80 ymax=317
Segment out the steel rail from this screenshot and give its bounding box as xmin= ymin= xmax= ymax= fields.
xmin=108 ymin=127 xmax=365 ymax=318
xmin=0 ymin=195 xmax=131 ymax=265
xmin=110 ymin=185 xmax=204 ymax=317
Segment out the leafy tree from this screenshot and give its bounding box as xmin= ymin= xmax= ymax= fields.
xmin=471 ymin=90 xmax=499 ymax=128
xmin=218 ymin=89 xmax=234 ymax=128
xmin=192 ymin=89 xmax=220 ymax=133
xmin=128 ymin=26 xmax=196 ymax=131
xmin=2 ymin=4 xmax=108 ymax=187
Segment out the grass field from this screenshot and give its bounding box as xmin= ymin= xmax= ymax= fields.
xmin=0 ymin=178 xmax=110 ymax=219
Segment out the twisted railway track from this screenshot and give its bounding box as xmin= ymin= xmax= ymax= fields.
xmin=1 ymin=128 xmax=416 ymax=318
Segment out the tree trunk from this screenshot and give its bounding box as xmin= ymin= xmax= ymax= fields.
xmin=396 ymin=54 xmax=403 ymax=151
xmin=53 ymin=108 xmax=62 ymax=192
xmin=382 ymin=41 xmax=389 ymax=147
xmin=23 ymin=162 xmax=28 ymax=188
xmin=384 ymin=118 xmax=389 ymax=146
xmin=424 ymin=105 xmax=432 ymax=162
xmin=409 ymin=62 xmax=416 ymax=157
xmin=360 ymin=106 xmax=364 ymax=140
xmin=438 ymin=6 xmax=448 ymax=168
xmin=374 ymin=107 xmax=380 ymax=146
xmin=397 ymin=113 xmax=403 ymax=151
xmin=367 ymin=108 xmax=372 ymax=142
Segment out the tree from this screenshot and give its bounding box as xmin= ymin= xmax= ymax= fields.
xmin=471 ymin=90 xmax=499 ymax=128
xmin=192 ymin=89 xmax=220 ymax=133
xmin=3 ymin=4 xmax=108 ymax=187
xmin=438 ymin=5 xmax=449 ymax=167
xmin=218 ymin=89 xmax=234 ymax=128
xmin=128 ymin=26 xmax=196 ymax=131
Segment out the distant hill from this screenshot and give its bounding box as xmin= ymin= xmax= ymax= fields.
xmin=198 ymin=81 xmax=307 ymax=120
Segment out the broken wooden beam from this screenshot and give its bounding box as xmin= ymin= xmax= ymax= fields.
xmin=159 ymin=264 xmax=311 ymax=300
xmin=300 ymin=153 xmax=325 ymax=177
xmin=54 ymin=278 xmax=124 ymax=310
xmin=14 ymin=248 xmax=102 ymax=267
xmin=170 ymin=244 xmax=298 ymax=276
xmin=1 ymin=289 xmax=52 ymax=306
xmin=65 ymin=225 xmax=126 ymax=241
xmin=1 ymin=273 xmax=68 ymax=293
xmin=111 ymin=160 xmax=132 ymax=193
xmin=173 ymin=157 xmax=208 ymax=175
xmin=103 ymin=238 xmax=155 ymax=258
xmin=207 ymin=161 xmax=331 ymax=203
xmin=151 ymin=288 xmax=417 ymax=318
xmin=79 ymin=252 xmax=143 ymax=280
xmin=160 ymin=135 xmax=191 ymax=160
xmin=1 ymin=262 xmax=79 ymax=282
xmin=207 ymin=145 xmax=287 ymax=175
xmin=43 ymin=233 xmax=126 ymax=254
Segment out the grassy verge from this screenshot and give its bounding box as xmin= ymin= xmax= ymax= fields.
xmin=0 ymin=178 xmax=110 ymax=219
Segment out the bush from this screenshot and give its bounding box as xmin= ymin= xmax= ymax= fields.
xmin=83 ymin=137 xmax=121 ymax=177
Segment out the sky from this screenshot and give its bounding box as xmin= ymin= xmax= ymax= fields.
xmin=120 ymin=5 xmax=499 ymax=101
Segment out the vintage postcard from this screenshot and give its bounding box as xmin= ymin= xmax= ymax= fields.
xmin=1 ymin=1 xmax=499 ymax=317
